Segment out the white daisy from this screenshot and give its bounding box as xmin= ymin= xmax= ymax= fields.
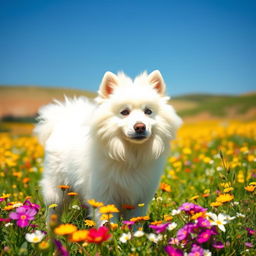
xmin=167 ymin=222 xmax=177 ymax=231
xmin=133 ymin=230 xmax=144 ymax=237
xmin=25 ymin=230 xmax=45 ymax=243
xmin=119 ymin=232 xmax=132 ymax=243
xmin=147 ymin=233 xmax=163 ymax=243
xmin=207 ymin=212 xmax=228 ymax=232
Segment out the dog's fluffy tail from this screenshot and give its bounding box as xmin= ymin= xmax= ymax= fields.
xmin=34 ymin=96 xmax=95 ymax=145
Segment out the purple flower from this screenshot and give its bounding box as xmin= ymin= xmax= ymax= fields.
xmin=9 ymin=206 xmax=37 ymax=228
xmin=213 ymin=241 xmax=224 ymax=249
xmin=150 ymin=223 xmax=170 ymax=233
xmin=165 ymin=245 xmax=183 ymax=256
xmin=197 ymin=229 xmax=212 ymax=244
xmin=188 ymin=244 xmax=204 ymax=256
xmin=179 ymin=203 xmax=207 ymax=214
xmin=245 ymin=242 xmax=253 ymax=248
xmin=196 ymin=217 xmax=211 ymax=228
xmin=0 ymin=198 xmax=5 ymax=202
xmin=54 ymin=240 xmax=69 ymax=256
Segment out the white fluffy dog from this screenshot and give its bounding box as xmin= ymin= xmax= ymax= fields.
xmin=34 ymin=70 xmax=182 ymax=224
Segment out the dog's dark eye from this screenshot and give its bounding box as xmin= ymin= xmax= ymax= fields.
xmin=144 ymin=108 xmax=152 ymax=115
xmin=120 ymin=109 xmax=130 ymax=116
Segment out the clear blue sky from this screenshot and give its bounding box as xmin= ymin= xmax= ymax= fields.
xmin=0 ymin=0 xmax=255 ymax=96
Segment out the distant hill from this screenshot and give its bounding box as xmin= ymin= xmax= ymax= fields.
xmin=0 ymin=85 xmax=255 ymax=122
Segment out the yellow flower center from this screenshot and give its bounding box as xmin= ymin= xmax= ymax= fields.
xmin=20 ymin=215 xmax=27 ymax=220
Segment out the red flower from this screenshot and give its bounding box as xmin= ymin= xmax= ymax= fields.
xmin=86 ymin=226 xmax=111 ymax=244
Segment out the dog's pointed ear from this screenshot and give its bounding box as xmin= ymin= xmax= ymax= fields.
xmin=98 ymin=72 xmax=118 ymax=98
xmin=148 ymin=70 xmax=166 ymax=95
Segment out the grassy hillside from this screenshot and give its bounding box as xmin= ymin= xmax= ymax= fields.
xmin=173 ymin=94 xmax=256 ymax=117
xmin=0 ymin=85 xmax=255 ymax=123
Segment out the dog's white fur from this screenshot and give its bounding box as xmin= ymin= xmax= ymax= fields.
xmin=34 ymin=70 xmax=182 ymax=224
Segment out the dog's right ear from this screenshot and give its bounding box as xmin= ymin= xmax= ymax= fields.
xmin=98 ymin=72 xmax=118 ymax=98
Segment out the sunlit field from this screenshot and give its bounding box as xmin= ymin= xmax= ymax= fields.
xmin=0 ymin=120 xmax=255 ymax=255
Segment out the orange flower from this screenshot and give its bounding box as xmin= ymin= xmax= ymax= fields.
xmin=67 ymin=192 xmax=78 ymax=196
xmin=69 ymin=230 xmax=88 ymax=242
xmin=164 ymin=215 xmax=173 ymax=222
xmin=58 ymin=185 xmax=70 ymax=190
xmin=54 ymin=224 xmax=77 ymax=235
xmin=150 ymin=220 xmax=163 ymax=225
xmin=22 ymin=177 xmax=30 ymax=184
xmin=160 ymin=183 xmax=171 ymax=192
xmin=130 ymin=216 xmax=150 ymax=222
xmin=244 ymin=185 xmax=255 ymax=192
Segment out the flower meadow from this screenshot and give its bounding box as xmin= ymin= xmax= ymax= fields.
xmin=0 ymin=120 xmax=255 ymax=256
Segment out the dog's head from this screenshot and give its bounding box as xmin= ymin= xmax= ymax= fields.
xmin=92 ymin=71 xmax=182 ymax=161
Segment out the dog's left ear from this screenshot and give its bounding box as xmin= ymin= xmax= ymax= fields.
xmin=98 ymin=72 xmax=118 ymax=98
xmin=148 ymin=70 xmax=166 ymax=95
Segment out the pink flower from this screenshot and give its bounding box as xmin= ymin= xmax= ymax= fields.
xmin=9 ymin=206 xmax=37 ymax=228
xmin=149 ymin=223 xmax=170 ymax=233
xmin=213 ymin=241 xmax=224 ymax=249
xmin=188 ymin=244 xmax=204 ymax=256
xmin=165 ymin=245 xmax=183 ymax=256
xmin=196 ymin=217 xmax=211 ymax=228
xmin=197 ymin=229 xmax=212 ymax=244
xmin=0 ymin=218 xmax=11 ymax=222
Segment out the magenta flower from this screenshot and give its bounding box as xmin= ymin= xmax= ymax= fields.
xmin=23 ymin=200 xmax=40 ymax=212
xmin=54 ymin=239 xmax=69 ymax=256
xmin=150 ymin=223 xmax=170 ymax=233
xmin=213 ymin=241 xmax=224 ymax=249
xmin=197 ymin=229 xmax=212 ymax=243
xmin=188 ymin=244 xmax=204 ymax=256
xmin=196 ymin=217 xmax=211 ymax=228
xmin=9 ymin=206 xmax=37 ymax=228
xmin=177 ymin=224 xmax=195 ymax=241
xmin=179 ymin=203 xmax=207 ymax=214
xmin=165 ymin=245 xmax=183 ymax=256
xmin=0 ymin=198 xmax=5 ymax=202
xmin=246 ymin=227 xmax=256 ymax=236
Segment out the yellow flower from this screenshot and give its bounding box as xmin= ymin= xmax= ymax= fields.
xmin=249 ymin=182 xmax=256 ymax=186
xmin=54 ymin=224 xmax=77 ymax=235
xmin=84 ymin=219 xmax=96 ymax=227
xmin=49 ymin=204 xmax=58 ymax=209
xmin=223 ymin=187 xmax=234 ymax=193
xmin=183 ymin=147 xmax=192 ymax=155
xmin=87 ymin=199 xmax=104 ymax=208
xmin=244 ymin=185 xmax=255 ymax=192
xmin=109 ymin=223 xmax=118 ymax=230
xmin=100 ymin=214 xmax=113 ymax=221
xmin=191 ymin=212 xmax=207 ymax=220
xmin=69 ymin=230 xmax=88 ymax=242
xmin=99 ymin=204 xmax=119 ymax=213
xmin=138 ymin=203 xmax=145 ymax=207
xmin=216 ymin=194 xmax=234 ymax=203
xmin=190 ymin=195 xmax=199 ymax=201
xmin=0 ymin=193 xmax=11 ymax=199
xmin=210 ymin=202 xmax=223 ymax=207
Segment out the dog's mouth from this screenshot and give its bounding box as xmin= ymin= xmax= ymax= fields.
xmin=125 ymin=132 xmax=150 ymax=143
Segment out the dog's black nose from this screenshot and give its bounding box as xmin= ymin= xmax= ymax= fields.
xmin=134 ymin=123 xmax=146 ymax=134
